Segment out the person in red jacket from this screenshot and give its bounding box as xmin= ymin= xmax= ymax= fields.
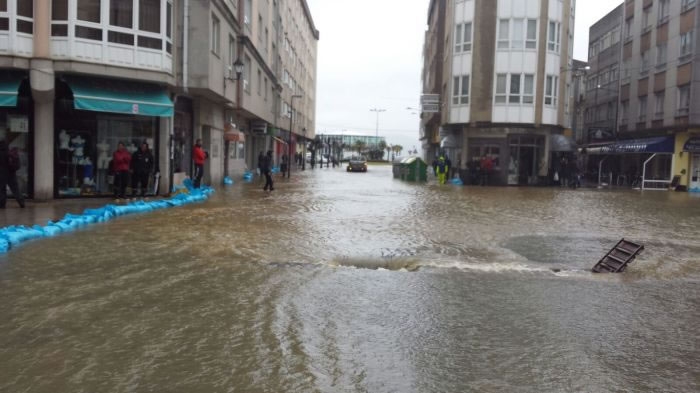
xmin=192 ymin=138 xmax=207 ymax=188
xmin=112 ymin=142 xmax=132 ymax=199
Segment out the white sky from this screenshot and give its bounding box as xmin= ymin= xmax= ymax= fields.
xmin=305 ymin=0 xmax=622 ymax=152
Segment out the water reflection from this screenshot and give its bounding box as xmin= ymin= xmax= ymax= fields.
xmin=1 ymin=165 xmax=699 ymax=392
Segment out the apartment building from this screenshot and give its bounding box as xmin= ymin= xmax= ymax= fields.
xmin=0 ymin=0 xmax=318 ymax=200
xmin=584 ymin=4 xmax=623 ymax=143
xmin=584 ymin=0 xmax=699 ymax=191
xmin=420 ymin=0 xmax=446 ymax=161
xmin=421 ymin=0 xmax=576 ymax=185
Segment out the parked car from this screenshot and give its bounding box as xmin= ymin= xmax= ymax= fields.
xmin=347 ymin=156 xmax=367 ymax=172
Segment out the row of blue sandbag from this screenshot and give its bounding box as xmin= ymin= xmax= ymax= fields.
xmin=0 ymin=186 xmax=215 ymax=254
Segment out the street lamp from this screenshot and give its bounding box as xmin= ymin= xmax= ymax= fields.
xmin=370 ymin=108 xmax=386 ymax=146
xmin=288 ymin=94 xmax=302 ymax=178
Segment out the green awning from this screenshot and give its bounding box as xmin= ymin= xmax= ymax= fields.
xmin=64 ymin=75 xmax=173 ymax=117
xmin=0 ymin=71 xmax=25 ymax=107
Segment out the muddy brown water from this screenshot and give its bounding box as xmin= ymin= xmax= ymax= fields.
xmin=1 ymin=165 xmax=699 ymax=392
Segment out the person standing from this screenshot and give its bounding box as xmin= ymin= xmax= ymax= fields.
xmin=112 ymin=142 xmax=132 ymax=199
xmin=131 ymin=142 xmax=154 ymax=197
xmin=257 ymin=151 xmax=264 ymax=179
xmin=192 ymin=139 xmax=207 ymax=188
xmin=261 ymin=150 xmax=274 ymax=192
xmin=0 ymin=140 xmax=25 ymax=208
xmin=436 ymin=156 xmax=448 ymax=185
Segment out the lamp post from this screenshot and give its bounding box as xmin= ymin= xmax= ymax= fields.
xmin=370 ymin=108 xmax=386 ymax=147
xmin=223 ymin=58 xmax=245 ymax=180
xmin=288 ymin=94 xmax=302 ymax=178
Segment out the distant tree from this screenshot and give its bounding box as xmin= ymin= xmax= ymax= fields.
xmin=377 ymin=140 xmax=388 ymax=160
xmin=392 ymin=144 xmax=403 ymax=157
xmin=353 ymin=140 xmax=367 ymax=156
xmin=385 ymin=145 xmax=392 ymax=161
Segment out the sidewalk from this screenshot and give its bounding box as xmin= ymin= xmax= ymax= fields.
xmin=0 ymin=198 xmax=116 ymax=228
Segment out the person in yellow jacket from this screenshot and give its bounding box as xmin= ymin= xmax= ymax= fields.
xmin=436 ymin=156 xmax=448 ymax=184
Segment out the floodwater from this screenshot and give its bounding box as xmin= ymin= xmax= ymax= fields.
xmin=1 ymin=165 xmax=699 ymax=393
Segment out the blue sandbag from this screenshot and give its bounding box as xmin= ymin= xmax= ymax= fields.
xmin=4 ymin=226 xmax=44 ymax=246
xmin=183 ymin=178 xmax=194 ymax=191
xmin=41 ymin=225 xmax=62 ymax=237
xmin=0 ymin=238 xmax=8 ymax=253
xmin=450 ymin=178 xmax=464 ymax=186
xmin=223 ymin=176 xmax=234 ymax=185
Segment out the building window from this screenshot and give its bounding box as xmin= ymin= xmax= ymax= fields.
xmin=545 ymin=75 xmax=558 ymax=106
xmin=678 ymin=85 xmax=690 ymax=115
xmin=526 ymin=19 xmax=537 ymax=49
xmin=509 ymin=74 xmax=521 ymax=103
xmin=452 ymin=75 xmax=470 ymax=105
xmin=258 ymin=15 xmax=263 ymax=45
xmin=228 ymin=35 xmax=236 ymax=71
xmin=495 ymin=74 xmax=507 ymax=103
xmin=77 ymin=0 xmax=100 ymax=23
xmin=512 ymin=19 xmax=524 ymax=49
xmin=244 ymin=55 xmax=251 ymax=93
xmin=548 ymin=21 xmax=560 ymax=52
xmin=682 ymin=0 xmax=696 ymax=12
xmin=211 ymin=14 xmax=220 ymax=55
xmin=680 ymin=31 xmax=693 ymax=60
xmin=523 ymin=74 xmax=534 ymax=104
xmin=52 ymin=0 xmax=68 ymax=20
xmin=455 ymin=24 xmax=462 ymax=52
xmin=658 ymin=0 xmax=670 ymax=23
xmin=642 ymin=8 xmax=652 ymax=31
xmin=498 ymin=19 xmax=509 ymax=49
xmin=639 ymin=95 xmax=647 ymax=121
xmin=257 ymin=69 xmax=262 ymax=95
xmin=654 ymin=92 xmax=665 ymax=118
xmin=264 ymin=78 xmax=268 ymax=101
xmin=139 ymin=0 xmax=160 ymax=33
xmin=624 ymin=19 xmax=633 ymax=39
xmin=655 ymin=43 xmax=667 ymax=67
xmin=244 ymin=0 xmax=252 ymax=26
xmin=620 ymin=100 xmax=629 ymax=121
xmin=640 ymin=50 xmax=650 ymax=73
xmin=454 ymin=22 xmax=472 ymax=53
xmin=110 ymin=0 xmax=133 ymax=28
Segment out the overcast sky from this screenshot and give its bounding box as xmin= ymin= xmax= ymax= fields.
xmin=305 ymin=0 xmax=621 ymax=153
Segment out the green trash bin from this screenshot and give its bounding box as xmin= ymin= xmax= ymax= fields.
xmin=396 ymin=156 xmax=427 ymax=182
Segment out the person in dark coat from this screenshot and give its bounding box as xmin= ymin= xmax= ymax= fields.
xmin=257 ymin=151 xmax=264 ymax=178
xmin=131 ymin=142 xmax=154 ymax=197
xmin=0 ymin=140 xmax=25 ymax=208
xmin=261 ymin=150 xmax=274 ymax=192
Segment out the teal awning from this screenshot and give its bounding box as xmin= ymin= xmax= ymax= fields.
xmin=0 ymin=71 xmax=25 ymax=107
xmin=64 ymin=76 xmax=173 ymax=117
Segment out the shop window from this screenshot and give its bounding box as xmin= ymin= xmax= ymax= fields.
xmin=237 ymin=142 xmax=246 ymax=159
xmin=139 ymin=0 xmax=161 ymax=33
xmin=110 ymin=0 xmax=133 ymax=28
xmin=77 ymin=0 xmax=101 ymax=23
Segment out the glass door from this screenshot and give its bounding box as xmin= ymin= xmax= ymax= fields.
xmin=691 ymin=154 xmax=700 ymax=192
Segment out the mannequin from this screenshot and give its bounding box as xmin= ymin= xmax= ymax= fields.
xmin=127 ymin=142 xmax=138 ymax=154
xmin=83 ymin=157 xmax=94 ymax=185
xmin=59 ymin=130 xmax=71 ymax=150
xmin=71 ymin=135 xmax=86 ymax=164
xmin=97 ymin=140 xmax=111 ymax=169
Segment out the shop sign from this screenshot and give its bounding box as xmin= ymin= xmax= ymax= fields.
xmin=132 ymin=104 xmax=140 ymax=114
xmin=8 ymin=115 xmax=29 ymax=133
xmin=422 ymin=103 xmax=440 ymax=113
xmin=683 ymin=137 xmax=700 ymax=153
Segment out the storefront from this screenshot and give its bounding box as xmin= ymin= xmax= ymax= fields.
xmin=54 ymin=76 xmax=173 ymax=197
xmin=584 ymin=136 xmax=675 ymax=190
xmin=0 ymin=70 xmax=32 ymax=199
xmin=507 ymin=135 xmax=545 ymax=186
xmin=683 ymin=137 xmax=700 ymax=192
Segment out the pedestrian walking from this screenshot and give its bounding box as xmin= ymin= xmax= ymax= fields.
xmin=261 ymin=150 xmax=274 ymax=192
xmin=192 ymin=139 xmax=207 ymax=188
xmin=112 ymin=142 xmax=131 ymax=199
xmin=480 ymin=155 xmax=493 ymax=186
xmin=0 ymin=140 xmax=25 ymax=208
xmin=131 ymin=142 xmax=154 ymax=197
xmin=436 ymin=156 xmax=448 ymax=185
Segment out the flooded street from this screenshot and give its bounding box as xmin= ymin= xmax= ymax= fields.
xmin=1 ymin=165 xmax=699 ymax=392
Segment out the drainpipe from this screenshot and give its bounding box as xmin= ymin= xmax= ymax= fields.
xmin=183 ymin=0 xmax=189 ymax=93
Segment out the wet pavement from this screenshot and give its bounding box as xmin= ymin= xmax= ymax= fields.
xmin=1 ymin=165 xmax=699 ymax=392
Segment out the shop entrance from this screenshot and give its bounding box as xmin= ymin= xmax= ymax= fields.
xmin=691 ymin=154 xmax=700 ymax=192
xmin=507 ymin=135 xmax=544 ymax=185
